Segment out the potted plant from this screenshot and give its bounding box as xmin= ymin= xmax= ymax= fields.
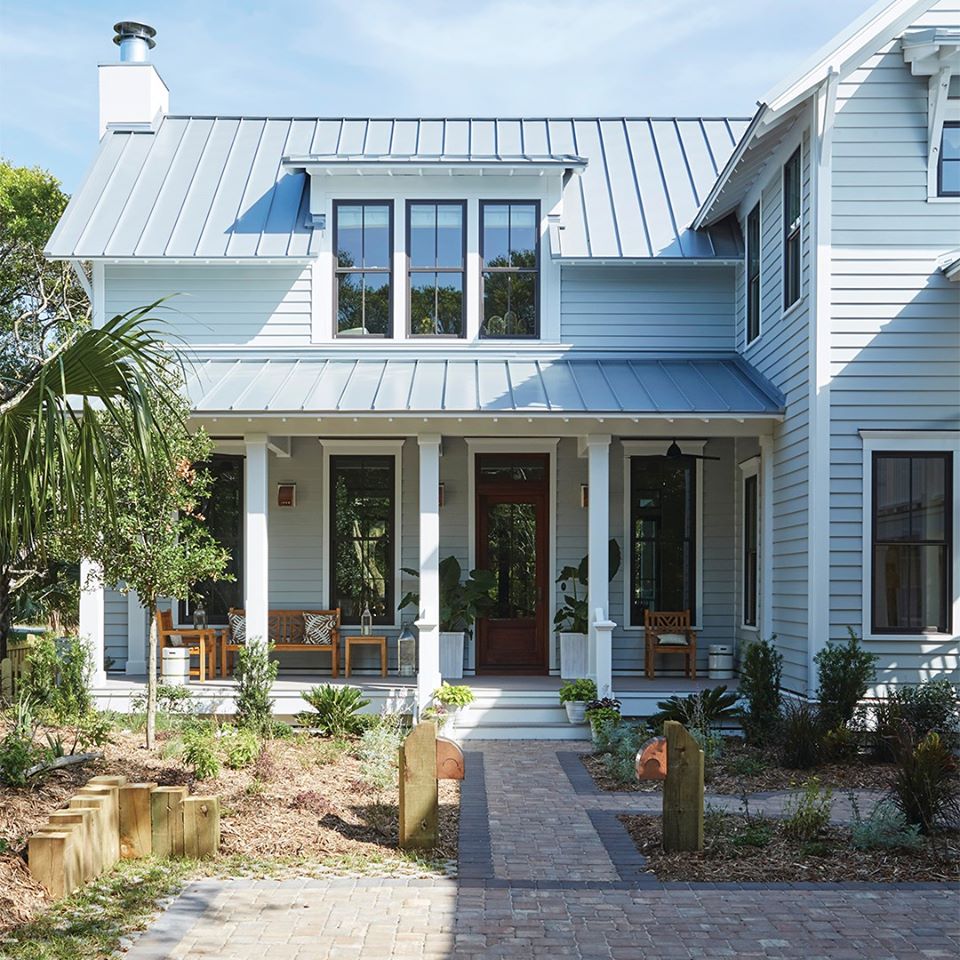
xmin=399 ymin=556 xmax=495 ymax=680
xmin=559 ymin=678 xmax=597 ymax=724
xmin=585 ymin=696 xmax=622 ymax=748
xmin=554 ymin=540 xmax=621 ymax=679
xmin=432 ymin=682 xmax=475 ymax=734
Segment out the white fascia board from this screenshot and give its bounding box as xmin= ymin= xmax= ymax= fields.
xmin=47 ymin=256 xmax=316 ymax=265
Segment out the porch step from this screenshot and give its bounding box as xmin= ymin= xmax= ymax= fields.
xmin=454 ymin=697 xmax=587 ymax=740
xmin=456 ymin=720 xmax=589 ymax=741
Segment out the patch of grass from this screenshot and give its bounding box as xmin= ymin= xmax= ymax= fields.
xmin=0 ymin=857 xmax=192 ymax=960
xmin=732 ymin=822 xmax=773 ymax=848
xmin=313 ymin=738 xmax=351 ymax=767
xmin=726 ymin=754 xmax=768 ymax=777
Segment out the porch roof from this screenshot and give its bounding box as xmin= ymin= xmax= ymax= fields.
xmin=184 ymin=354 xmax=784 ymax=417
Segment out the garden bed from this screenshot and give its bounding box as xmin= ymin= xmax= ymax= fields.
xmin=0 ymin=726 xmax=458 ymax=933
xmin=583 ymin=736 xmax=897 ymax=794
xmin=619 ymin=813 xmax=960 ymax=883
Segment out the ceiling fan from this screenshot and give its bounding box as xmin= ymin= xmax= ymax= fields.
xmin=665 ymin=440 xmax=720 ymax=462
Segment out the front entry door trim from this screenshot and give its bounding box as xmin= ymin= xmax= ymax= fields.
xmin=465 ymin=438 xmax=557 ymax=674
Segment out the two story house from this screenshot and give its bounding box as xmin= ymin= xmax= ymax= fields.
xmin=47 ymin=0 xmax=959 ymax=730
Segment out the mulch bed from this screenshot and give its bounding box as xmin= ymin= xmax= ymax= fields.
xmin=583 ymin=737 xmax=897 ymax=795
xmin=619 ymin=813 xmax=960 ymax=882
xmin=0 ymin=727 xmax=458 ymax=932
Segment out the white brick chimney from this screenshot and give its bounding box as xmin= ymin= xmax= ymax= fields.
xmin=98 ymin=21 xmax=168 ymax=138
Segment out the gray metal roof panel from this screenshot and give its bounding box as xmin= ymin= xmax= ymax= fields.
xmin=48 ymin=116 xmax=751 ymax=261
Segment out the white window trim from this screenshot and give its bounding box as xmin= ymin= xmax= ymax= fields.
xmin=621 ymin=440 xmax=704 ymax=632
xmin=781 ymin=142 xmax=804 ymax=316
xmin=319 ymin=439 xmax=405 ymax=629
xmin=465 ymin=438 xmax=558 ymax=673
xmin=744 ymin=200 xmax=763 ymax=348
xmin=739 ymin=456 xmax=761 ymax=632
xmin=860 ymin=431 xmax=960 ymax=643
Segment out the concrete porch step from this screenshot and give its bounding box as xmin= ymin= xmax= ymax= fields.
xmin=455 ymin=720 xmax=589 ymax=741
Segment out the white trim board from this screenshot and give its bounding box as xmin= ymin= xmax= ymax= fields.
xmin=738 ymin=456 xmax=761 ymax=632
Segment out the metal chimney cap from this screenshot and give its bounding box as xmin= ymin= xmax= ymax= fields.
xmin=112 ymin=21 xmax=157 ymax=49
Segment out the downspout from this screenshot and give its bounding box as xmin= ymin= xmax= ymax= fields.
xmin=806 ymin=69 xmax=838 ymax=698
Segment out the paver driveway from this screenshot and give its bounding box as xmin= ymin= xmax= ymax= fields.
xmin=125 ymin=742 xmax=959 ymax=959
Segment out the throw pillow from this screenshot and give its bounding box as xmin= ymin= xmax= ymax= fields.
xmin=228 ymin=612 xmax=246 ymax=645
xmin=303 ymin=612 xmax=337 ymax=645
xmin=658 ymin=632 xmax=688 ymax=646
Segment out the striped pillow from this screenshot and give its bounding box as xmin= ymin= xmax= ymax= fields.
xmin=303 ymin=613 xmax=337 ymax=645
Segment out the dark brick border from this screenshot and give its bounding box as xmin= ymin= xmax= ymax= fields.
xmin=556 ymin=750 xmax=604 ymax=795
xmin=458 ymin=751 xmax=494 ymax=880
xmin=587 ymin=810 xmax=656 ymax=883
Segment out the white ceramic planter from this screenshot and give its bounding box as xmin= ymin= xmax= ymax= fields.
xmin=564 ymin=701 xmax=587 ymax=724
xmin=559 ymin=632 xmax=589 ymax=679
xmin=439 ymin=631 xmax=466 ymax=679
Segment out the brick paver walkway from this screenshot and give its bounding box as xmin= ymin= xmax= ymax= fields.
xmin=125 ymin=741 xmax=959 ymax=959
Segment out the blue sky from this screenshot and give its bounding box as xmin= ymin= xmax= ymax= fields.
xmin=1 ymin=0 xmax=877 ymax=192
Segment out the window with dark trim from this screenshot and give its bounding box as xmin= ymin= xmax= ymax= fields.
xmin=783 ymin=148 xmax=801 ymax=310
xmin=407 ymin=201 xmax=466 ymax=336
xmin=178 ymin=454 xmax=243 ymax=625
xmin=629 ymin=457 xmax=696 ymax=626
xmin=329 ymin=455 xmax=396 ymax=625
xmin=333 ymin=201 xmax=393 ymax=337
xmin=480 ymin=200 xmax=539 ymax=338
xmin=939 ymin=122 xmax=960 ymax=197
xmin=872 ymin=451 xmax=952 ymax=634
xmin=746 ymin=202 xmax=761 ymax=344
xmin=743 ymin=472 xmax=758 ymax=628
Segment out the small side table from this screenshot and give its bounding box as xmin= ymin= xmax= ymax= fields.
xmin=344 ymin=635 xmax=387 ymax=677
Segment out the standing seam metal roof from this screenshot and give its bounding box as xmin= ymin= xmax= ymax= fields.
xmin=46 ymin=116 xmax=751 ymax=261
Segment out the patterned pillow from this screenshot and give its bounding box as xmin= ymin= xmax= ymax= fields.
xmin=228 ymin=612 xmax=246 ymax=645
xmin=303 ymin=613 xmax=337 ymax=646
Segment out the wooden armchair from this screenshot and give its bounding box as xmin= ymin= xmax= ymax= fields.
xmin=155 ymin=609 xmax=217 ymax=682
xmin=644 ymin=610 xmax=697 ymax=679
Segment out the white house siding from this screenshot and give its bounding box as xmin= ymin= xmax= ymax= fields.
xmin=560 ymin=265 xmax=736 ymax=350
xmin=829 ymin=24 xmax=960 ymax=688
xmin=738 ymin=128 xmax=813 ymax=694
xmin=103 ymin=264 xmax=312 ymax=346
xmin=104 ymin=588 xmax=128 ymax=671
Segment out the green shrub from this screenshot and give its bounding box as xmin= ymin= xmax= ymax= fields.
xmin=432 ymin=683 xmax=475 ymax=708
xmin=21 ymin=635 xmax=92 ymax=722
xmin=181 ymin=721 xmax=220 ymax=780
xmin=872 ymin=679 xmax=960 ymax=760
xmin=888 ymin=725 xmax=960 ymax=834
xmin=850 ymin=799 xmax=923 ymax=851
xmin=732 ymin=821 xmax=773 ymax=848
xmin=652 ymin=685 xmax=740 ymax=732
xmin=234 ymin=640 xmax=279 ymax=736
xmin=822 ymin=723 xmax=860 ymax=762
xmin=779 ymin=699 xmax=823 ymax=769
xmin=559 ymin=679 xmax=597 ymax=703
xmin=299 ymin=685 xmax=370 ymax=737
xmin=739 ymin=637 xmax=782 ymax=745
xmin=783 ymin=777 xmax=833 ymax=841
xmin=815 ymin=628 xmax=878 ymax=728
xmin=357 ymin=716 xmax=405 ymax=792
xmin=727 ymin=754 xmax=768 ymax=778
xmin=600 ymin=722 xmax=647 ymax=786
xmin=222 ymin=726 xmax=260 ymax=770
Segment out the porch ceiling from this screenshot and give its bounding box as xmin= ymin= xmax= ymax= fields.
xmin=184 ymin=355 xmax=784 ymax=419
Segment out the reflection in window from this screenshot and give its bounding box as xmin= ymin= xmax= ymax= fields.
xmin=408 ymin=202 xmax=465 ymax=336
xmin=630 ymin=457 xmax=696 ymax=625
xmin=330 ymin=456 xmax=395 ymax=624
xmin=477 ymin=455 xmax=546 ymax=483
xmin=746 ymin=202 xmax=761 ymax=344
xmin=872 ymin=452 xmax=951 ymax=634
xmin=480 ymin=201 xmax=539 ymax=338
xmin=334 ymin=202 xmax=392 ymax=336
xmin=487 ymin=502 xmax=538 ymax=619
xmin=783 ymin=148 xmax=801 ymax=309
xmin=939 ymin=123 xmax=960 ymax=197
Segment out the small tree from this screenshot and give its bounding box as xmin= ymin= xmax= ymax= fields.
xmin=60 ymin=380 xmax=230 ymax=748
xmin=739 ymin=636 xmax=783 ymax=745
xmin=815 ymin=628 xmax=879 ymax=729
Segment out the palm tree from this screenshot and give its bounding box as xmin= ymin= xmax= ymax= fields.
xmin=0 ymin=306 xmax=175 ymax=658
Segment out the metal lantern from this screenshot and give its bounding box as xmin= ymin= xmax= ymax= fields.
xmin=397 ymin=622 xmax=416 ymax=677
xmin=192 ymin=599 xmax=207 ymax=630
xmin=360 ymin=603 xmax=373 ymax=637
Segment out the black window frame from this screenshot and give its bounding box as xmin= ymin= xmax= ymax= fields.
xmin=332 ymin=200 xmax=394 ymax=339
xmin=479 ymin=199 xmax=541 ymax=340
xmin=743 ymin=471 xmax=759 ymax=628
xmin=782 ymin=147 xmax=802 ymax=311
xmin=405 ymin=199 xmax=467 ymax=338
xmin=628 ymin=456 xmax=698 ymax=627
xmin=329 ymin=454 xmax=397 ymax=626
xmin=746 ymin=202 xmax=761 ymax=345
xmin=178 ymin=453 xmax=244 ymax=626
xmin=938 ymin=121 xmax=960 ymax=198
xmin=871 ymin=451 xmax=953 ymax=635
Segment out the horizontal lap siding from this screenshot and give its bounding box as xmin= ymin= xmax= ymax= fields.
xmin=560 ymin=265 xmax=736 ymax=350
xmin=104 ymin=264 xmax=312 ymax=346
xmin=830 ymin=34 xmax=960 ymax=687
xmin=104 ymin=589 xmax=128 ymax=671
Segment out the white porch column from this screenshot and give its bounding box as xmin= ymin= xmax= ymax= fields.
xmin=416 ymin=435 xmax=442 ymax=709
xmin=586 ymin=436 xmax=613 ymax=697
xmin=79 ymin=559 xmax=106 ymax=686
xmin=125 ymin=590 xmax=147 ymax=676
xmin=244 ymin=435 xmax=269 ymax=649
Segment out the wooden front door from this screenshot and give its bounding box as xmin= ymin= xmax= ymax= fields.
xmin=475 ymin=454 xmax=549 ymax=674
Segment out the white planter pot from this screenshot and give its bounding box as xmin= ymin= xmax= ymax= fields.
xmin=442 ymin=705 xmax=467 ymax=739
xmin=564 ymin=700 xmax=587 ymax=724
xmin=439 ymin=631 xmax=466 ymax=680
xmin=559 ymin=633 xmax=589 ymax=679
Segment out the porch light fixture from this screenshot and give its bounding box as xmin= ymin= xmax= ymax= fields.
xmin=438 ymin=482 xmax=446 ymax=508
xmin=580 ymin=484 xmax=589 ymax=508
xmin=277 ymin=483 xmax=296 ymax=507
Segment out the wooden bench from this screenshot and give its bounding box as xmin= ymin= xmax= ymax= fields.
xmin=222 ymin=609 xmax=340 ymax=678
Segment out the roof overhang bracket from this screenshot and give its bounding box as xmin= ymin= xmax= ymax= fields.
xmin=69 ymin=260 xmax=93 ymax=301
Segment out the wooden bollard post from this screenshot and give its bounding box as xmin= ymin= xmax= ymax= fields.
xmin=183 ymin=797 xmax=220 ymax=859
xmin=399 ymin=721 xmax=438 ymax=850
xmin=119 ymin=783 xmax=157 ymax=859
xmin=46 ymin=809 xmax=97 ymax=883
xmin=151 ymin=786 xmax=187 ymax=858
xmin=662 ymin=720 xmax=704 ymax=852
xmin=68 ymin=795 xmax=111 ymax=877
xmin=87 ymin=774 xmax=128 ymax=788
xmin=28 ymin=830 xmax=80 ymax=899
xmin=76 ymin=785 xmax=120 ymax=866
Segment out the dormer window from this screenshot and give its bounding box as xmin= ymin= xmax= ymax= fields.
xmin=334 ymin=201 xmax=393 ymax=337
xmin=480 ymin=201 xmax=540 ymax=338
xmin=407 ymin=201 xmax=466 ymax=337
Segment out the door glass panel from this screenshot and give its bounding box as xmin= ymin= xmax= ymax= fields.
xmin=478 ymin=456 xmax=545 ymax=482
xmin=486 ymin=502 xmax=537 ymax=619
